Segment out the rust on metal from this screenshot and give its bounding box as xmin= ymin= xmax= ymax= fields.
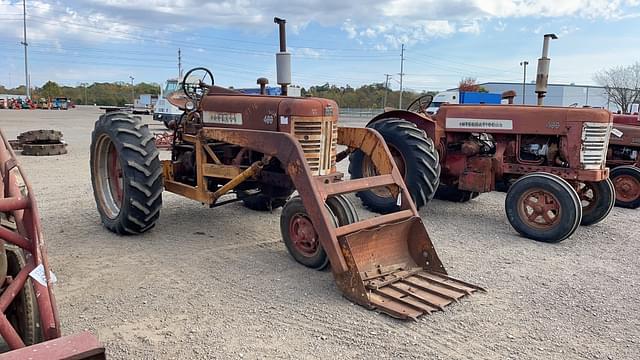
xmin=0 ymin=130 xmax=103 ymax=357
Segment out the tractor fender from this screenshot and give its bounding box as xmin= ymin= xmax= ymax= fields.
xmin=368 ymin=110 xmax=437 ymax=140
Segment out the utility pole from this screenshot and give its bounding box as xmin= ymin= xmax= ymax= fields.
xmin=129 ymin=76 xmax=135 ymax=105
xmin=519 ymin=60 xmax=528 ymax=104
xmin=21 ymin=0 xmax=30 ymax=99
xmin=178 ymin=48 xmax=183 ymax=80
xmin=80 ymin=82 xmax=88 ymax=105
xmin=383 ymin=74 xmax=392 ymax=108
xmin=399 ymin=44 xmax=405 ymax=108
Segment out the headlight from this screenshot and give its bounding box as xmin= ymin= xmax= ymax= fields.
xmin=185 ymin=101 xmax=195 ymax=111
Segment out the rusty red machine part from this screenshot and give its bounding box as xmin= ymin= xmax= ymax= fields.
xmin=0 ymin=130 xmax=104 ymax=358
xmin=607 ymin=114 xmax=640 ymax=208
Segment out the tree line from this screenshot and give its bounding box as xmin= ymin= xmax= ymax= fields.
xmin=0 ymin=81 xmax=161 ymax=107
xmin=0 ymin=81 xmax=432 ymax=109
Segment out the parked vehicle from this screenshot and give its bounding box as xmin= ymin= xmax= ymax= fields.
xmin=608 ymin=114 xmax=640 ymax=208
xmin=425 ymin=90 xmax=502 ymax=114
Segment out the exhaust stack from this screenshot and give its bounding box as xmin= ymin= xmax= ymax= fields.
xmin=274 ymin=17 xmax=291 ymax=96
xmin=535 ymin=33 xmax=558 ymax=105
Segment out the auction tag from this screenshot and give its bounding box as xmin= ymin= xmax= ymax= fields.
xmin=396 ymin=194 xmax=402 ymax=206
xmin=29 ymin=264 xmax=57 ymax=287
xmin=611 ymin=128 xmax=624 ymax=138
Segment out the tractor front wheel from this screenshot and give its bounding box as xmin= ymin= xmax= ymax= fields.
xmin=610 ymin=166 xmax=640 ymax=209
xmin=90 ymin=112 xmax=163 ymax=234
xmin=280 ymin=195 xmax=358 ymax=270
xmin=575 ymin=179 xmax=615 ymax=225
xmin=348 ymin=119 xmax=440 ymax=214
xmin=505 ymin=173 xmax=582 ymax=243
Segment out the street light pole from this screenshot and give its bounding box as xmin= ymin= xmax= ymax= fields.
xmin=519 ymin=61 xmax=528 ymax=104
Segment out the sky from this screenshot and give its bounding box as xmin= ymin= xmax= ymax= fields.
xmin=1 ymin=0 xmax=639 ymax=92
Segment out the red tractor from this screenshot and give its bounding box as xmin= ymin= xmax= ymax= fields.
xmin=349 ymin=96 xmax=614 ymax=243
xmin=87 ymin=19 xmax=483 ymax=320
xmin=608 ymin=114 xmax=640 ymax=208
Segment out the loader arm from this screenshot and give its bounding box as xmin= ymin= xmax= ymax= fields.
xmin=200 ymin=126 xmax=484 ymax=319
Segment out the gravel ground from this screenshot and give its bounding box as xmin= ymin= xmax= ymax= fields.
xmin=0 ymin=106 xmax=638 ymax=359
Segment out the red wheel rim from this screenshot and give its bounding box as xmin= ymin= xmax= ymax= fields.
xmin=517 ymin=188 xmax=561 ymax=229
xmin=613 ymin=174 xmax=640 ymax=203
xmin=289 ymin=214 xmax=319 ymax=257
xmin=107 ymin=142 xmax=124 ymax=207
xmin=575 ymin=182 xmax=596 ymax=211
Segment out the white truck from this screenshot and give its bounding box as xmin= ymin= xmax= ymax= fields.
xmin=153 ymin=79 xmax=183 ymax=127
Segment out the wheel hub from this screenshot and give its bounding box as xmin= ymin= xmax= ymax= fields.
xmin=519 ymin=189 xmax=561 ymax=228
xmin=614 ymin=175 xmax=640 ymax=202
xmin=575 ymin=182 xmax=596 ymax=211
xmin=95 ymin=134 xmax=124 ymax=219
xmin=289 ymin=214 xmax=319 ymax=256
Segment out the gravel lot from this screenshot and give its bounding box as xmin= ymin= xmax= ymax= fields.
xmin=0 ymin=106 xmax=638 ymax=359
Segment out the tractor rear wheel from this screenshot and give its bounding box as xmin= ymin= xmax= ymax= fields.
xmin=348 ymin=119 xmax=440 ymax=213
xmin=280 ymin=195 xmax=358 ymax=270
xmin=505 ymin=173 xmax=582 ymax=243
xmin=575 ymin=179 xmax=615 ymax=226
xmin=610 ymin=166 xmax=640 ymax=209
xmin=434 ymin=185 xmax=480 ymax=202
xmin=90 ymin=112 xmax=163 ymax=235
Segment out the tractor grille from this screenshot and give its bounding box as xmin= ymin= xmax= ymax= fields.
xmin=580 ymin=122 xmax=611 ymax=170
xmin=293 ymin=117 xmax=337 ymax=176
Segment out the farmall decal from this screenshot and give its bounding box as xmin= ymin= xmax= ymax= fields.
xmin=446 ymin=118 xmax=513 ymax=130
xmin=203 ymin=111 xmax=243 ymax=125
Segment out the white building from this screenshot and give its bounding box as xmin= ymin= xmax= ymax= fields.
xmin=476 ymin=82 xmax=618 ymax=111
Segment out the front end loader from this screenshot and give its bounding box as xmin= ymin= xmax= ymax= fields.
xmin=89 ymin=64 xmax=483 ymax=319
xmin=0 ymin=130 xmax=104 ymax=359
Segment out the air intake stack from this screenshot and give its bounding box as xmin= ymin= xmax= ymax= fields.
xmin=535 ymin=33 xmax=558 ymax=105
xmin=274 ymin=17 xmax=291 ymax=96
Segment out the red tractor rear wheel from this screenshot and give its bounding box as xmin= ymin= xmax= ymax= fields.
xmin=90 ymin=112 xmax=163 ymax=235
xmin=348 ymin=119 xmax=440 ymax=214
xmin=574 ymin=179 xmax=615 ymax=225
xmin=610 ymin=166 xmax=640 ymax=209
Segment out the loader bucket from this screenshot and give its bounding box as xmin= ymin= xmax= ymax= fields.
xmin=0 ymin=131 xmax=104 ymax=357
xmin=336 ymin=216 xmax=483 ymax=319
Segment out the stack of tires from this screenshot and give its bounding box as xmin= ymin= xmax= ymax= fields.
xmin=14 ymin=130 xmax=68 ymax=156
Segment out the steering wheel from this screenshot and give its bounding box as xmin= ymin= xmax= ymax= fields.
xmin=182 ymin=67 xmax=214 ymax=101
xmin=407 ymin=94 xmax=434 ymax=114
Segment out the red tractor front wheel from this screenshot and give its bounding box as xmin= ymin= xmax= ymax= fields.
xmin=505 ymin=173 xmax=582 ymax=243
